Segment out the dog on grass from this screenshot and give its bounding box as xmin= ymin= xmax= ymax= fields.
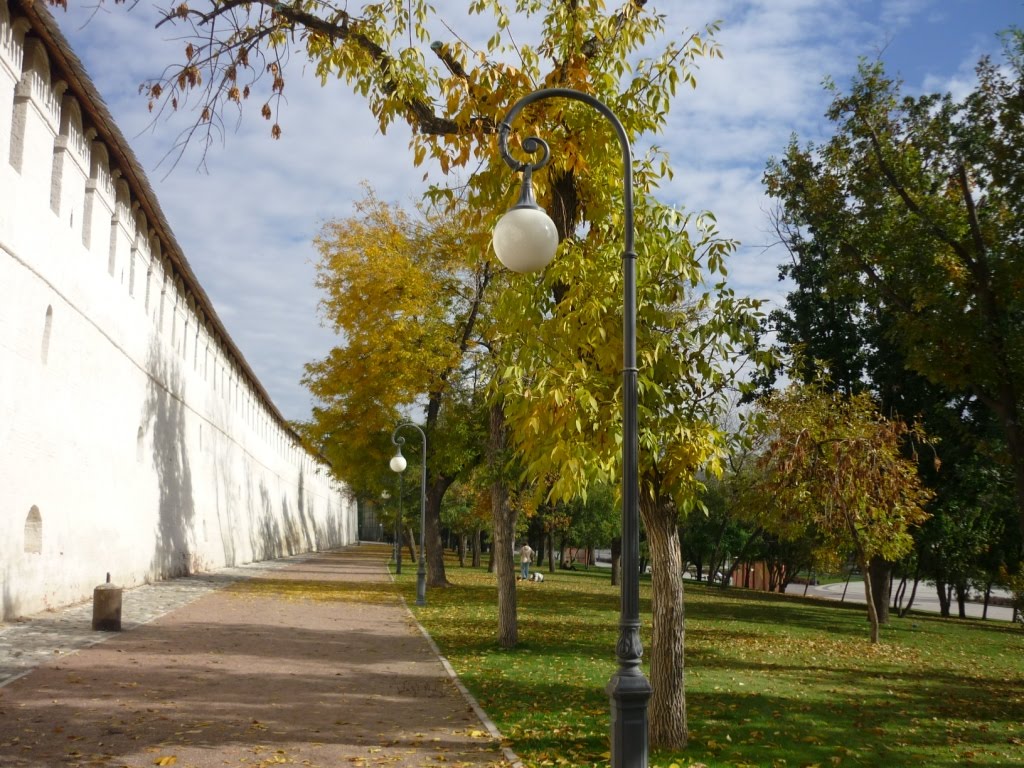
xmin=515 ymin=572 xmax=544 ymax=583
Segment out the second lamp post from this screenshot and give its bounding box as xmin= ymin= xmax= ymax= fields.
xmin=390 ymin=422 xmax=427 ymax=607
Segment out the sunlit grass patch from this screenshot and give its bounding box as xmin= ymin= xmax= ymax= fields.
xmin=404 ymin=557 xmax=1024 ymax=768
xmin=227 ymin=577 xmax=400 ymax=605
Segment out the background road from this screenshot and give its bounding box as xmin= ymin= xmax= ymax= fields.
xmin=785 ymin=578 xmax=1016 ymax=622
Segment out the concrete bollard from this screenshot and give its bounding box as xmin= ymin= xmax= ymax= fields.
xmin=92 ymin=573 xmax=122 ymax=632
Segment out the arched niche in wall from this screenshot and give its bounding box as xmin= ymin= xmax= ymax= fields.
xmin=83 ymin=139 xmax=110 ymax=250
xmin=109 ymin=176 xmax=131 ymax=278
xmin=194 ymin=310 xmax=206 ymax=373
xmin=129 ymin=209 xmax=149 ymax=298
xmin=145 ymin=236 xmax=162 ymax=314
xmin=24 ymin=505 xmax=42 ymax=554
xmin=50 ymin=91 xmax=85 ymax=219
xmin=172 ymin=276 xmax=186 ymax=354
xmin=40 ymin=304 xmax=53 ymax=364
xmin=185 ymin=294 xmax=197 ymax=361
xmin=157 ymin=258 xmax=172 ymax=331
xmin=9 ymin=35 xmax=50 ymax=173
xmin=1 ymin=19 xmax=31 ymax=145
xmin=0 ymin=0 xmax=14 ymax=62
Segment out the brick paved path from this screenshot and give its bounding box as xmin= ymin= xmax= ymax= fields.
xmin=0 ymin=545 xmax=514 ymax=768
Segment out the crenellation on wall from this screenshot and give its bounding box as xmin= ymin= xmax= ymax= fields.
xmin=83 ymin=140 xmax=112 ymax=253
xmin=1 ymin=0 xmax=354 ymax=620
xmin=89 ymin=136 xmax=112 ymax=194
xmin=10 ymin=37 xmax=56 ymax=186
xmin=0 ymin=2 xmax=21 ymax=78
xmin=145 ymin=236 xmax=161 ymax=314
xmin=63 ymin=91 xmax=89 ymax=159
xmin=109 ymin=176 xmax=134 ymax=282
xmin=25 ymin=43 xmax=60 ymax=128
xmin=114 ymin=175 xmax=131 ymax=228
xmin=131 ymin=226 xmax=152 ymax=302
xmin=49 ymin=87 xmax=84 ymax=219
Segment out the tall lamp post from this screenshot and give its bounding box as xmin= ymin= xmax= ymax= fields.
xmin=390 ymin=423 xmax=427 ymax=606
xmin=394 ymin=473 xmax=403 ymax=574
xmin=491 ymin=88 xmax=652 ymax=768
xmin=381 ymin=490 xmax=399 ymax=567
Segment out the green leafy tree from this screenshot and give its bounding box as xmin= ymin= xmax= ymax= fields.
xmin=689 ymin=434 xmax=765 ymax=586
xmin=764 ymin=32 xmax=1024 ymax=546
xmin=566 ymin=482 xmax=618 ymax=566
xmin=301 ymin=188 xmax=491 ymax=587
xmin=441 ymin=479 xmax=490 ymax=566
xmin=752 ymin=383 xmax=933 ymax=643
xmin=499 ymin=196 xmax=766 ymax=746
xmin=916 ymin=436 xmax=1018 ymax=617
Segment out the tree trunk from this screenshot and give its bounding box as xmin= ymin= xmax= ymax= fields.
xmin=489 ymin=402 xmax=518 ymax=649
xmin=868 ymin=557 xmax=891 ymax=624
xmin=706 ymin=520 xmax=728 ymax=588
xmin=610 ymin=537 xmax=621 ymax=587
xmin=898 ymin=575 xmax=920 ymax=618
xmin=404 ymin=526 xmax=416 ymax=563
xmin=639 ymin=496 xmax=687 ymax=749
xmin=982 ymin=581 xmax=992 ymax=619
xmin=892 ymin=576 xmax=907 ymax=612
xmin=458 ymin=534 xmax=467 ymax=567
xmin=936 ymin=580 xmax=951 ymax=617
xmin=472 ymin=527 xmax=482 ymax=568
xmin=955 ymin=582 xmax=968 ymax=619
xmin=841 ymin=568 xmax=853 ymax=602
xmin=548 ymin=532 xmax=556 ymax=573
xmin=860 ymin=556 xmax=881 ymax=643
xmin=424 ymin=479 xmax=452 ymax=587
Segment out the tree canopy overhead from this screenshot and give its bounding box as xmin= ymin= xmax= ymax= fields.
xmin=124 ymin=0 xmax=717 ymax=181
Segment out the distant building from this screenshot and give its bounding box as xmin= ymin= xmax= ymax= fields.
xmin=0 ymin=0 xmax=355 ymax=620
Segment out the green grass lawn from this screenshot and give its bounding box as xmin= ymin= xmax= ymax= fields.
xmin=395 ymin=559 xmax=1024 ymax=768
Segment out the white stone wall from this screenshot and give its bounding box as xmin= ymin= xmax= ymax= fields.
xmin=0 ymin=0 xmax=356 ymax=620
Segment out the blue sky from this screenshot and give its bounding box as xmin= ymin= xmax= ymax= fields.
xmin=52 ymin=0 xmax=1021 ymax=422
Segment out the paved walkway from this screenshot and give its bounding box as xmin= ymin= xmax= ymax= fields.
xmin=0 ymin=544 xmax=515 ymax=768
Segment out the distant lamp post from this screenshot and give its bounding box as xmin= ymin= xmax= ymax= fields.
xmin=491 ymin=88 xmax=652 ymax=768
xmin=392 ymin=475 xmax=403 ymax=574
xmin=390 ymin=423 xmax=427 ymax=606
xmin=380 ymin=491 xmax=394 ymax=563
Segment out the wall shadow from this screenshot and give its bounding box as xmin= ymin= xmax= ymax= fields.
xmin=142 ymin=339 xmax=196 ymax=579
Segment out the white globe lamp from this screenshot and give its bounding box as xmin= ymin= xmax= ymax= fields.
xmin=389 ymin=452 xmax=407 ymax=473
xmin=492 ymin=170 xmax=559 ymax=273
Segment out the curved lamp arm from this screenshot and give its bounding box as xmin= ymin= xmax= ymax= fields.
xmin=496 ymin=88 xmax=634 ymax=255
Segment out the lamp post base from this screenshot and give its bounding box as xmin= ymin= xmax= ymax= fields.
xmin=606 ymin=671 xmax=652 ymax=768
